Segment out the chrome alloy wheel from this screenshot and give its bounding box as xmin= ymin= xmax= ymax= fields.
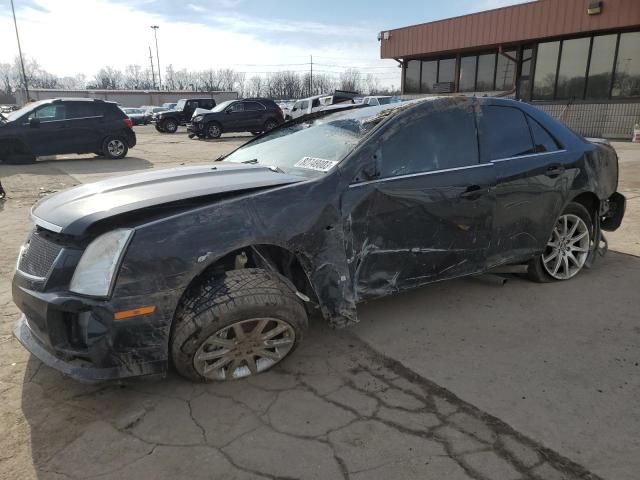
xmin=207 ymin=124 xmax=221 ymax=138
xmin=193 ymin=318 xmax=296 ymax=380
xmin=542 ymin=214 xmax=590 ymax=280
xmin=107 ymin=139 xmax=125 ymax=157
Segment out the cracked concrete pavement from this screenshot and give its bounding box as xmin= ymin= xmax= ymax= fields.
xmin=0 ymin=128 xmax=638 ymax=480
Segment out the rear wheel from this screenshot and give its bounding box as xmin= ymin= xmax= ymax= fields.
xmin=528 ymin=202 xmax=593 ymax=282
xmin=171 ymin=269 xmax=307 ymax=382
xmin=102 ymin=137 xmax=128 ymax=159
xmin=264 ymin=119 xmax=278 ymax=132
xmin=162 ymin=118 xmax=178 ymax=133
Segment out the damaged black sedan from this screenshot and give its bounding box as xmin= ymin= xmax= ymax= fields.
xmin=12 ymin=97 xmax=625 ymax=382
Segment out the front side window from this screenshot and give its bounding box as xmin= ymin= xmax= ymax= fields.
xmin=612 ymin=32 xmax=640 ymax=98
xmin=556 ymin=37 xmax=590 ymax=100
xmin=228 ymin=102 xmax=244 ymax=112
xmin=379 ymin=104 xmax=478 ymax=178
xmin=533 ymin=41 xmax=560 ymax=100
xmin=479 ymin=106 xmax=535 ymax=160
xmin=29 ymin=104 xmax=66 ymax=122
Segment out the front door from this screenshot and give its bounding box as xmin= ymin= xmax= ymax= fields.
xmin=341 ymin=100 xmax=496 ymax=301
xmin=23 ymin=104 xmax=69 ymax=156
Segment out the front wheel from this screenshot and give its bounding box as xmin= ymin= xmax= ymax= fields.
xmin=528 ymin=202 xmax=593 ymax=282
xmin=102 ymin=137 xmax=128 ymax=159
xmin=171 ymin=269 xmax=307 ymax=382
xmin=206 ymin=122 xmax=222 ymax=139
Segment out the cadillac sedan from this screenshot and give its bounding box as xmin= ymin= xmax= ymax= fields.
xmin=12 ymin=97 xmax=625 ymax=382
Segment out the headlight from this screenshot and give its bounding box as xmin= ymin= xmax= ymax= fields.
xmin=192 ymin=115 xmax=203 ymax=123
xmin=70 ymin=229 xmax=133 ymax=297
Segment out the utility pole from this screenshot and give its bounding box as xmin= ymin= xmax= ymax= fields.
xmin=151 ymin=26 xmax=161 ymax=90
xmin=149 ymin=46 xmax=156 ymax=90
xmin=309 ymin=55 xmax=313 ymax=96
xmin=10 ymin=0 xmax=29 ymax=101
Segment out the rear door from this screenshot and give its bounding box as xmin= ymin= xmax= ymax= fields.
xmin=342 ymin=100 xmax=496 ymax=299
xmin=243 ymin=101 xmax=267 ymax=129
xmin=477 ymin=104 xmax=569 ymax=266
xmin=63 ymin=102 xmax=103 ymax=153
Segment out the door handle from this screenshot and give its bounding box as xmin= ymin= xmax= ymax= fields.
xmin=545 ymin=165 xmax=565 ymax=178
xmin=460 ymin=185 xmax=484 ymax=200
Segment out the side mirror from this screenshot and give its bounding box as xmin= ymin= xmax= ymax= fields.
xmin=292 ymin=107 xmax=297 ymax=112
xmin=29 ymin=118 xmax=40 ymax=128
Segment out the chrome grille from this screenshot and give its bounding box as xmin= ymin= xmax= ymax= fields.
xmin=17 ymin=230 xmax=63 ymax=279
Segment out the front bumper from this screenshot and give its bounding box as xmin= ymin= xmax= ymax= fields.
xmin=12 ymin=279 xmax=173 ymax=383
xmin=14 ymin=315 xmax=164 ymax=382
xmin=187 ymin=122 xmax=205 ymax=136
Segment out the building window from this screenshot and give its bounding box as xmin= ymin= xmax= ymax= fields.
xmin=556 ymin=37 xmax=590 ymax=100
xmin=459 ymin=56 xmax=477 ymax=92
xmin=532 ymin=41 xmax=560 ymax=100
xmin=476 ymin=53 xmax=496 ymax=91
xmin=519 ymin=47 xmax=534 ymax=100
xmin=586 ymin=34 xmax=617 ymax=99
xmin=421 ymin=60 xmax=437 ymax=93
xmin=612 ymin=31 xmax=640 ymax=98
xmin=405 ymin=60 xmax=421 ymax=94
xmin=496 ymin=50 xmax=516 ymax=91
xmin=438 ymin=58 xmax=456 ymax=84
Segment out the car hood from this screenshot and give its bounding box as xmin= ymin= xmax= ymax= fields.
xmin=31 ymin=163 xmax=305 ymax=236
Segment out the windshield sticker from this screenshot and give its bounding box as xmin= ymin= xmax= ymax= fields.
xmin=294 ymin=157 xmax=338 ymax=172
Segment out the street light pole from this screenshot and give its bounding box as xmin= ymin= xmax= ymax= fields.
xmin=10 ymin=0 xmax=30 ymax=101
xmin=151 ymin=26 xmax=161 ymax=90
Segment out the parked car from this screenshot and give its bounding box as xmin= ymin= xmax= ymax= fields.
xmin=141 ymin=106 xmax=169 ymax=122
xmin=362 ymin=96 xmax=401 ymax=106
xmin=155 ymin=98 xmax=217 ymax=133
xmin=12 ymin=97 xmax=625 ymax=382
xmin=0 ymin=98 xmax=136 ymax=164
xmin=122 ymin=107 xmax=150 ymax=125
xmin=1 ymin=105 xmax=19 ymax=113
xmin=187 ymin=98 xmax=284 ymax=139
xmin=162 ymin=102 xmax=177 ymax=109
xmin=286 ymin=90 xmax=358 ymax=120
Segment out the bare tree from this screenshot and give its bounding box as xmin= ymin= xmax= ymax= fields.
xmin=339 ymin=68 xmax=361 ymax=92
xmin=123 ymin=64 xmax=146 ymax=89
xmin=247 ymin=76 xmax=263 ymax=97
xmin=0 ymin=63 xmax=12 ymax=94
xmin=93 ymin=66 xmax=123 ymax=89
xmin=364 ymin=73 xmax=380 ymax=95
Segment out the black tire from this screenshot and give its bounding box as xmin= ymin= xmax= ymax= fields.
xmin=527 ymin=202 xmax=593 ymax=283
xmin=162 ymin=118 xmax=178 ymax=133
xmin=94 ymin=151 xmax=103 ymax=157
xmin=264 ymin=119 xmax=278 ymax=132
xmin=3 ymin=153 xmax=36 ymax=165
xmin=171 ymin=268 xmax=308 ymax=382
xmin=102 ymin=137 xmax=128 ymax=160
xmin=206 ymin=122 xmax=222 ymax=139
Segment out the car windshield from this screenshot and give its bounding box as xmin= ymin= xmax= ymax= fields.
xmin=175 ymin=100 xmax=186 ymax=110
xmin=223 ymin=105 xmax=399 ymax=177
xmin=377 ymin=97 xmax=392 ymax=105
xmin=4 ymin=100 xmax=47 ymax=122
xmin=212 ymin=100 xmax=235 ymax=112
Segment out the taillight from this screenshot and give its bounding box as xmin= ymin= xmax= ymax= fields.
xmin=124 ymin=118 xmax=133 ymax=129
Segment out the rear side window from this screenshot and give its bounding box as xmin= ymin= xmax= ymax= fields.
xmin=379 ymin=104 xmax=479 ymax=178
xmin=244 ymin=101 xmax=266 ymax=111
xmin=479 ymin=106 xmax=535 ymax=160
xmin=66 ymin=102 xmax=102 ymax=119
xmin=527 ymin=115 xmax=561 ymax=152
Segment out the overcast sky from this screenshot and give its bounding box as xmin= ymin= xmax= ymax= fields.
xmin=0 ymin=0 xmax=530 ymax=88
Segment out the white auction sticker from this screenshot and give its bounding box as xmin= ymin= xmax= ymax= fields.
xmin=294 ymin=157 xmax=338 ymax=172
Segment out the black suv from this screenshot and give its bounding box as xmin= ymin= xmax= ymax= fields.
xmin=0 ymin=98 xmax=136 ymax=164
xmin=187 ymin=98 xmax=284 ymax=139
xmin=155 ymin=98 xmax=216 ymax=134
